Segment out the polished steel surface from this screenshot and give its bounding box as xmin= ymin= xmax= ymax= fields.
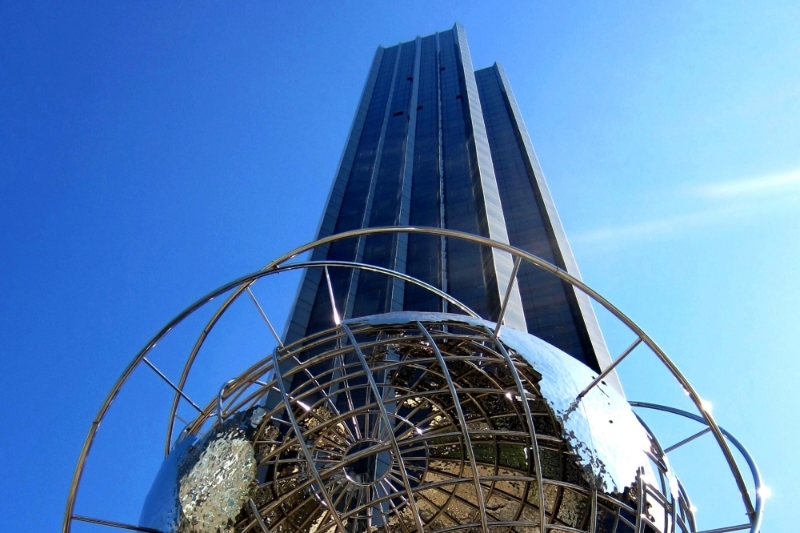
xmin=138 ymin=314 xmax=690 ymax=533
xmin=141 ymin=312 xmax=676 ymax=532
xmin=63 ymin=227 xmax=763 ymax=533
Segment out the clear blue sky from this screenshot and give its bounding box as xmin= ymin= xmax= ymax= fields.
xmin=1 ymin=2 xmax=797 ymax=531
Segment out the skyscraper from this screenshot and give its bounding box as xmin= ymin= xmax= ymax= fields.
xmin=284 ymin=24 xmax=617 ymax=388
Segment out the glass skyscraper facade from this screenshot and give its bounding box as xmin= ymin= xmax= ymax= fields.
xmin=284 ymin=24 xmax=614 ymax=378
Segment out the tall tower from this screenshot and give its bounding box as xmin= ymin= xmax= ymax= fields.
xmin=285 ymin=24 xmax=616 ymax=387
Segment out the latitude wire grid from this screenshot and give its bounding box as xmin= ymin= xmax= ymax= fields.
xmin=222 ymin=338 xmax=696 ymax=528
xmin=78 ymin=328 xmax=700 ymax=532
xmin=418 ymin=320 xmax=656 ymax=528
xmin=228 ymin=320 xmax=652 ymax=525
xmin=165 ymin=258 xmax=480 ymax=452
xmin=630 ymin=402 xmax=762 ymax=533
xmin=274 ymin=322 xmax=712 ymax=520
xmin=153 ymin=227 xmax=740 ymax=509
xmin=163 ymin=266 xmax=477 ymax=451
xmin=109 ymin=332 xmax=688 ymax=532
xmin=161 ymin=226 xmax=753 ymax=510
xmin=64 ymin=227 xmax=760 ymax=533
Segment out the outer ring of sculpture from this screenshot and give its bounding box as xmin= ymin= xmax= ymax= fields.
xmin=63 ymin=226 xmax=763 ymax=533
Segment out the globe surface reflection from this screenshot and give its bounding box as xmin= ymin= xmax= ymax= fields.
xmin=140 ymin=313 xmax=695 ymax=533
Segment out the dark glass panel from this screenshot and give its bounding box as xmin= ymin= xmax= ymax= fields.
xmin=301 ymin=45 xmax=400 ymax=341
xmin=475 ymin=67 xmax=594 ymax=367
xmin=405 ymin=34 xmax=442 ymax=312
xmin=352 ymin=41 xmax=417 ymax=318
xmin=439 ymin=29 xmax=493 ymax=319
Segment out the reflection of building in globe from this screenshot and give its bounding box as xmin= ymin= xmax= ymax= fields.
xmin=140 ymin=314 xmax=695 ymax=533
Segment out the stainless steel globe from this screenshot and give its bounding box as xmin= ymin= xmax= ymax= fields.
xmin=63 ymin=227 xmax=763 ymax=533
xmin=140 ymin=313 xmax=693 ymax=533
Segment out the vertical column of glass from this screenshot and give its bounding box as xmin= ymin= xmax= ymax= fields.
xmin=325 ymin=42 xmax=410 ymax=425
xmin=389 ymin=37 xmax=422 ymax=312
xmin=282 ymin=48 xmax=385 ymax=345
xmin=300 ymin=45 xmax=399 ymax=339
xmin=350 ymin=41 xmax=416 ymax=318
xmin=438 ymin=30 xmax=493 ymax=319
xmin=475 ymin=67 xmax=592 ymax=365
xmin=403 ymin=35 xmax=443 ymax=312
xmin=489 ymin=64 xmax=616 ymax=384
xmin=452 ymin=24 xmax=526 ymax=330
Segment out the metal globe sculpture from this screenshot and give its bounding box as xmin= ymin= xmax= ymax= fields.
xmin=64 ymin=228 xmax=764 ymax=533
xmin=141 ymin=314 xmax=691 ymax=533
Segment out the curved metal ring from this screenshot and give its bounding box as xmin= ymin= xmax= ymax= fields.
xmin=64 ymin=253 xmax=480 ymax=533
xmin=162 ymin=259 xmax=480 ymax=451
xmin=64 ymin=226 xmax=762 ymax=533
xmin=631 ymin=401 xmax=764 ymax=533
